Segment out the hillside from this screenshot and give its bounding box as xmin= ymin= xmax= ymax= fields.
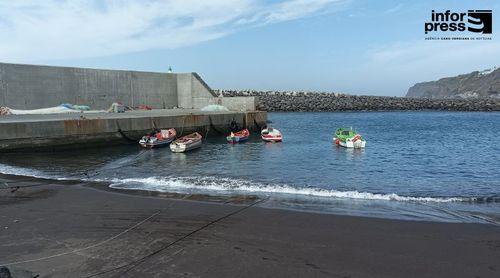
xmin=406 ymin=68 xmax=500 ymax=99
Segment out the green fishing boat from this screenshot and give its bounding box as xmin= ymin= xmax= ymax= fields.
xmin=333 ymin=128 xmax=366 ymax=148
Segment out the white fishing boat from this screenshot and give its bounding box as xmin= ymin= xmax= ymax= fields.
xmin=261 ymin=127 xmax=282 ymax=142
xmin=170 ymin=132 xmax=203 ymax=153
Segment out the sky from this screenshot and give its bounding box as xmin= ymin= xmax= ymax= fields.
xmin=0 ymin=0 xmax=498 ymax=96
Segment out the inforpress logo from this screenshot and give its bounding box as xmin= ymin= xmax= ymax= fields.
xmin=424 ymin=9 xmax=492 ymax=38
xmin=467 ymin=10 xmax=492 ymax=34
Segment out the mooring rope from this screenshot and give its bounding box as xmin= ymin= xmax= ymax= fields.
xmin=204 ymin=124 xmax=210 ymax=139
xmin=79 ymin=150 xmax=148 ymax=180
xmin=0 ymin=182 xmax=51 ymax=192
xmin=208 ymin=116 xmax=225 ymax=135
xmin=178 ymin=115 xmax=188 ymax=138
xmin=116 ymin=121 xmax=139 ymax=142
xmin=0 ymin=149 xmax=149 ymax=188
xmin=0 ymin=211 xmax=161 ymax=267
xmin=253 ymin=118 xmax=262 ymax=130
xmin=86 ymin=196 xmax=270 ymax=277
xmin=243 ymin=115 xmax=247 ymax=129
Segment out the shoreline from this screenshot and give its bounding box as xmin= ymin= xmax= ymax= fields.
xmin=1 ymin=173 xmax=499 ymax=277
xmin=1 ymin=168 xmax=500 ymax=225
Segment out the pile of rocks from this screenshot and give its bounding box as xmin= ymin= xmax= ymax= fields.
xmin=215 ymin=90 xmax=500 ymax=112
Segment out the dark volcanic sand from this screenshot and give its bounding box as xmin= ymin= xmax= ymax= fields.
xmin=0 ymin=174 xmax=499 ymax=278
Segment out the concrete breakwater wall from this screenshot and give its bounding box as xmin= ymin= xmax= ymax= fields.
xmin=217 ymin=90 xmax=500 ymax=112
xmin=0 ymin=63 xmax=179 ymax=109
xmin=0 ymin=63 xmax=259 ymax=112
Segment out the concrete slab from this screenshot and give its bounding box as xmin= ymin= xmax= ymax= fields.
xmin=0 ymin=109 xmax=247 ymax=123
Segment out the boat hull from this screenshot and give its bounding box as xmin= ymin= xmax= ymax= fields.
xmin=261 ymin=136 xmax=282 ymax=143
xmin=139 ymin=137 xmax=174 ymax=149
xmin=227 ymin=135 xmax=249 ymax=144
xmin=170 ymin=139 xmax=202 ymax=153
xmin=334 ymin=137 xmax=366 ymax=148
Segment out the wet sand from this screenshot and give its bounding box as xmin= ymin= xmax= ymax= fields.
xmin=0 ymin=173 xmax=499 ymax=278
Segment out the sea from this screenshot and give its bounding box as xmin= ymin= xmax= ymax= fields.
xmin=1 ymin=111 xmax=499 ymax=224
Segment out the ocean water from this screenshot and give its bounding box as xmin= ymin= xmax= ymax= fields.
xmin=1 ymin=112 xmax=499 ymax=224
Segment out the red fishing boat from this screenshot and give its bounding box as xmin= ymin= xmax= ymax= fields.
xmin=227 ymin=129 xmax=250 ymax=144
xmin=139 ymin=128 xmax=176 ymax=148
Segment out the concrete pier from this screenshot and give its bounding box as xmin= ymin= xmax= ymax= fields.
xmin=0 ymin=110 xmax=267 ymax=151
xmin=0 ymin=63 xmax=266 ymax=151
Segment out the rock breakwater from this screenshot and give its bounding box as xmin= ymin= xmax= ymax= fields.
xmin=216 ymin=90 xmax=500 ymax=112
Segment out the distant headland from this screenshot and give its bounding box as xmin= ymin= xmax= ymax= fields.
xmin=406 ymin=67 xmax=500 ymax=99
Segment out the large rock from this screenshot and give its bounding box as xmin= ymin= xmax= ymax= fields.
xmin=406 ymin=68 xmax=500 ymax=99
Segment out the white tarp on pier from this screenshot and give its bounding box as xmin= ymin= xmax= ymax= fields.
xmin=0 ymin=104 xmax=104 ymax=116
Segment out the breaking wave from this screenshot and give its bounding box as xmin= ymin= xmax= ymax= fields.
xmin=0 ymin=163 xmax=85 ymax=181
xmin=0 ymin=163 xmax=56 ymax=180
xmin=1 ymin=163 xmax=495 ymax=204
xmin=108 ymin=176 xmax=473 ymax=203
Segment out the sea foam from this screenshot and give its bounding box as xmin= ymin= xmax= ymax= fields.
xmin=108 ymin=176 xmax=470 ymax=203
xmin=0 ymin=163 xmax=474 ymax=203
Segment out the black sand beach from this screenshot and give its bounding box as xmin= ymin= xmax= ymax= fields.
xmin=1 ymin=173 xmax=499 ymax=278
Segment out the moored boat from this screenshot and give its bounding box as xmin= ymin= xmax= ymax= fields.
xmin=170 ymin=132 xmax=203 ymax=153
xmin=139 ymin=128 xmax=176 ymax=148
xmin=227 ymin=129 xmax=250 ymax=144
xmin=333 ymin=128 xmax=366 ymax=148
xmin=261 ymin=127 xmax=282 ymax=142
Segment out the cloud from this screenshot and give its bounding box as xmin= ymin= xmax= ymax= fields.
xmin=366 ymin=40 xmax=500 ymax=78
xmin=383 ymin=3 xmax=403 ymax=14
xmin=247 ymin=0 xmax=341 ymax=25
xmin=0 ymin=0 xmax=343 ymax=62
xmin=339 ymin=39 xmax=500 ymax=95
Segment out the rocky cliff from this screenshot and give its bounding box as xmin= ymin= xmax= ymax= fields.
xmin=406 ymin=68 xmax=500 ymax=99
